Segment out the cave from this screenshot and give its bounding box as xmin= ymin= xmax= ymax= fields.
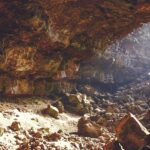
xmin=0 ymin=0 xmax=150 ymax=149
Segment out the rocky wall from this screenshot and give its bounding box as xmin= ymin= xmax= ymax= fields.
xmin=0 ymin=0 xmax=149 ymax=96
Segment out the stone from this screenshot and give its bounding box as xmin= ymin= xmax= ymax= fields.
xmin=66 ymin=93 xmax=93 ymax=115
xmin=0 ymin=127 xmax=5 ymax=136
xmin=78 ymin=115 xmax=102 ymax=138
xmin=41 ymin=105 xmax=59 ymax=119
xmin=44 ymin=132 xmax=61 ymax=141
xmin=9 ymin=121 xmax=21 ymax=131
xmin=95 ymin=108 xmax=102 ymax=113
xmin=115 ymin=113 xmax=150 ymax=150
xmin=53 ymin=100 xmax=65 ymax=113
xmin=67 ymin=93 xmax=83 ymax=105
xmin=29 ymin=130 xmax=42 ymax=139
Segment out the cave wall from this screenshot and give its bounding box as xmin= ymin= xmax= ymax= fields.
xmin=0 ymin=0 xmax=149 ymax=96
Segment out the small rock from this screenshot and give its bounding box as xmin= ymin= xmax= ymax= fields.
xmin=53 ymin=100 xmax=64 ymax=113
xmin=9 ymin=121 xmax=21 ymax=131
xmin=0 ymin=127 xmax=5 ymax=136
xmin=44 ymin=132 xmax=61 ymax=141
xmin=66 ymin=93 xmax=93 ymax=115
xmin=41 ymin=104 xmax=59 ymax=119
xmin=95 ymin=108 xmax=101 ymax=113
xmin=17 ymin=142 xmax=30 ymax=150
xmin=104 ymin=140 xmax=125 ymax=150
xmin=30 ymin=131 xmax=42 ymax=139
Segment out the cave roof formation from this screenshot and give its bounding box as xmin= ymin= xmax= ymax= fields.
xmin=0 ymin=0 xmax=149 ymax=96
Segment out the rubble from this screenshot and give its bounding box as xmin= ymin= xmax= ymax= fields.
xmin=44 ymin=132 xmax=61 ymax=141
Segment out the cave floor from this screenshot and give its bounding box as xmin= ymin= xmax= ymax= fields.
xmin=0 ymin=98 xmax=112 ymax=150
xmin=0 ymin=76 xmax=149 ymax=150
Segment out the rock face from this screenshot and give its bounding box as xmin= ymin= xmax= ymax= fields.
xmin=0 ymin=0 xmax=150 ymax=96
xmin=78 ymin=23 xmax=150 ymax=89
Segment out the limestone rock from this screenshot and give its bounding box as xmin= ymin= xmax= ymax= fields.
xmin=2 ymin=47 xmax=36 ymax=76
xmin=67 ymin=93 xmax=83 ymax=105
xmin=66 ymin=93 xmax=93 ymax=115
xmin=53 ymin=100 xmax=65 ymax=113
xmin=115 ymin=113 xmax=150 ymax=150
xmin=41 ymin=105 xmax=59 ymax=119
xmin=9 ymin=121 xmax=21 ymax=131
xmin=78 ymin=115 xmax=102 ymax=138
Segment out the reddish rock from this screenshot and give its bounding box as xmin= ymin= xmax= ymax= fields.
xmin=115 ymin=113 xmax=150 ymax=150
xmin=29 ymin=131 xmax=42 ymax=139
xmin=44 ymin=132 xmax=61 ymax=141
xmin=9 ymin=121 xmax=21 ymax=131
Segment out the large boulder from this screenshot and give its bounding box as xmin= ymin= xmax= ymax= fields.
xmin=78 ymin=115 xmax=102 ymax=138
xmin=115 ymin=113 xmax=150 ymax=150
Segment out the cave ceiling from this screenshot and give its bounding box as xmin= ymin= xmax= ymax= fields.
xmin=0 ymin=0 xmax=149 ymax=95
